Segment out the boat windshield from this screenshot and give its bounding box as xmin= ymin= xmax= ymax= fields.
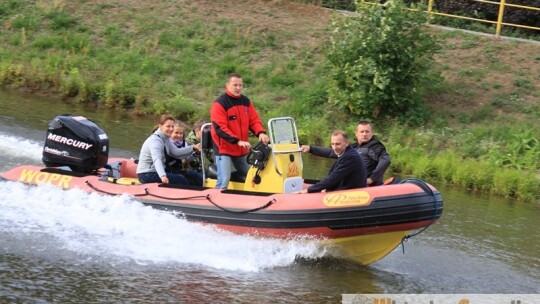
xmin=269 ymin=118 xmax=298 ymax=144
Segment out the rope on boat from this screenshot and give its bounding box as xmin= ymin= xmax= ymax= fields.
xmin=399 ymin=178 xmax=441 ymax=254
xmin=86 ymin=181 xmax=208 ymax=200
xmin=206 ymin=195 xmax=277 ymax=214
xmin=85 ymin=181 xmax=147 ymax=197
xmin=143 ymin=188 xmax=208 ymax=200
xmin=85 ymin=181 xmax=274 ymax=212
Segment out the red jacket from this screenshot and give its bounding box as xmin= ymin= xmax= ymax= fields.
xmin=210 ymin=90 xmax=266 ymax=157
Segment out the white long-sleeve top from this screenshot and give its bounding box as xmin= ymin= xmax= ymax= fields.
xmin=136 ymin=128 xmax=194 ymax=177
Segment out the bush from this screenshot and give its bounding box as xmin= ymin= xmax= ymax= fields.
xmin=326 ymin=0 xmax=440 ymax=122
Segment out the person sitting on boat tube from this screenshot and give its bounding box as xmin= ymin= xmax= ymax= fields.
xmin=136 ymin=114 xmax=200 ymax=185
xmin=210 ymin=72 xmax=269 ymax=189
xmin=301 ymin=121 xmax=390 ymax=186
xmin=297 ymin=130 xmax=367 ymax=194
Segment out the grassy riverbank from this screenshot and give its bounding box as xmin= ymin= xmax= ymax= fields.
xmin=0 ymin=0 xmax=538 ymax=201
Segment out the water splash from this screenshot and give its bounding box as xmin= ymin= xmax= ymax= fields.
xmin=0 ymin=133 xmax=43 ymax=167
xmin=0 ymin=182 xmax=326 ymax=272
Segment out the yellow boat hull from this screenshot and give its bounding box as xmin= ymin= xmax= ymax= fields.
xmin=323 ymin=231 xmax=409 ymax=265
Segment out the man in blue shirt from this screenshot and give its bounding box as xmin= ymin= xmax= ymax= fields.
xmin=298 ymin=130 xmax=367 ymax=193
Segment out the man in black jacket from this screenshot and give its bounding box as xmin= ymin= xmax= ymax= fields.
xmin=298 ymin=130 xmax=367 ymax=193
xmin=301 ymin=121 xmax=391 ymax=186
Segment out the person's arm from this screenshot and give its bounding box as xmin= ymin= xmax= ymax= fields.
xmin=307 ymin=154 xmax=356 ymax=193
xmin=368 ymin=143 xmax=391 ymax=183
xmin=309 ymin=145 xmax=338 ymax=159
xmin=167 ymin=141 xmax=194 ymax=160
xmin=149 ymin=136 xmax=167 ymax=179
xmin=210 ymin=102 xmax=239 ymax=144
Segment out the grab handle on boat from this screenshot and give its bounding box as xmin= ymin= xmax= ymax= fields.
xmin=400 ymin=178 xmax=433 ymax=196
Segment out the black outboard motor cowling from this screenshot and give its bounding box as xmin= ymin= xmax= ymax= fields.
xmin=42 ymin=115 xmax=109 ymax=173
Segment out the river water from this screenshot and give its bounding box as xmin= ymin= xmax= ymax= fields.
xmin=0 ymin=89 xmax=538 ymax=302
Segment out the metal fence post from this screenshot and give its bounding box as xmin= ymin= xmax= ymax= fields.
xmin=428 ymin=0 xmax=434 ymax=14
xmin=427 ymin=0 xmax=435 ymax=24
xmin=495 ymin=0 xmax=507 ymax=37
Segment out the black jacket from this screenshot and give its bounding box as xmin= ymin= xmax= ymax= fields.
xmin=309 ymin=136 xmax=390 ymax=186
xmin=307 ymin=145 xmax=367 ymax=193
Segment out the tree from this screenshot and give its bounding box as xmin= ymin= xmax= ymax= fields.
xmin=326 ymin=0 xmax=440 ymax=122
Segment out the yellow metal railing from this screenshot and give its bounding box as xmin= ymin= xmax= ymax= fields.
xmin=361 ymin=0 xmax=540 ymax=37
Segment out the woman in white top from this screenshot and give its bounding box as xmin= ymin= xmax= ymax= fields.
xmin=136 ymin=114 xmax=199 ymax=184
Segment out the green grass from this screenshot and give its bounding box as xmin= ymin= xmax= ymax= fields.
xmin=386 ymin=122 xmax=540 ymax=201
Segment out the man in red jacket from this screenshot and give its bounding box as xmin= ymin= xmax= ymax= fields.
xmin=210 ymin=73 xmax=269 ymax=189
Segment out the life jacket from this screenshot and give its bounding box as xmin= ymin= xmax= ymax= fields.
xmin=164 ymin=141 xmax=187 ymax=174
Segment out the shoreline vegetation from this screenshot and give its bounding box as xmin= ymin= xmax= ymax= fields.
xmin=0 ymin=0 xmax=538 ymax=201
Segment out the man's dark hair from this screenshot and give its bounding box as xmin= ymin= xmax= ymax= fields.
xmin=357 ymin=120 xmax=372 ymax=126
xmin=331 ymin=130 xmax=349 ymax=141
xmin=227 ymin=73 xmax=242 ymax=82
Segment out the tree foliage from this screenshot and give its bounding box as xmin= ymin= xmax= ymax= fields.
xmin=326 ymin=0 xmax=440 ymax=122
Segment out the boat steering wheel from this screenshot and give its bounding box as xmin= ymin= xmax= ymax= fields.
xmin=245 ymin=142 xmax=272 ymax=185
xmin=246 ymin=142 xmax=270 ymax=170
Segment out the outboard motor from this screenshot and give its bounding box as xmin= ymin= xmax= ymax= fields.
xmin=42 ymin=115 xmax=109 ymax=173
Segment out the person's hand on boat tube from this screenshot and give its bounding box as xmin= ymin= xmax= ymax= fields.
xmin=160 ymin=175 xmax=169 ymax=184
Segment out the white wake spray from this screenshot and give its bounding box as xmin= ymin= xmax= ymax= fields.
xmin=0 ymin=182 xmax=327 ymax=271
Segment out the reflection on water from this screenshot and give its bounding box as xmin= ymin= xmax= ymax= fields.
xmin=0 ymin=89 xmax=153 ymax=155
xmin=1 ymin=89 xmax=539 ymax=302
xmin=427 ymin=185 xmax=540 ymax=282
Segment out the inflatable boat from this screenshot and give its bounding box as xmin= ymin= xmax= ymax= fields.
xmin=0 ymin=115 xmax=443 ymax=265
